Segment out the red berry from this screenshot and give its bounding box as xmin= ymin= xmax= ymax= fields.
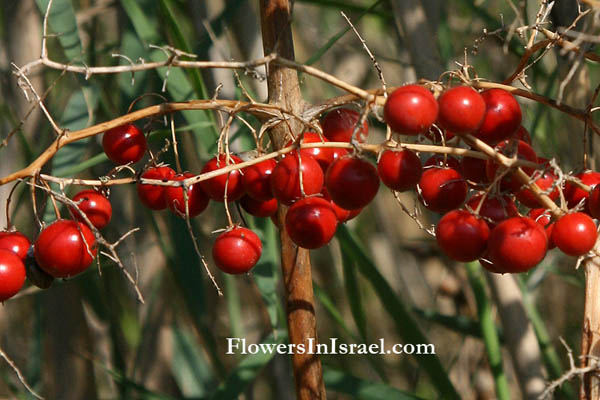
xmin=240 ymin=195 xmax=278 ymax=218
xmin=515 ymin=170 xmax=558 ymax=208
xmin=321 ymin=187 xmax=359 ymax=222
xmin=212 ymin=227 xmax=262 ymax=274
xmin=423 ymin=129 xmax=455 ymax=143
xmin=418 ymin=167 xmax=467 ymax=213
xmin=200 ymin=155 xmax=246 ymax=202
xmin=34 ymin=220 xmax=97 ymax=278
xmin=552 ymin=212 xmax=597 ymax=256
xmin=377 ymin=149 xmax=422 ymax=192
xmin=460 ymin=156 xmax=489 ymax=184
xmin=286 ymin=132 xmax=334 ymax=172
xmin=270 ymin=153 xmax=324 ymax=206
xmin=0 ymin=231 xmax=31 ymax=260
xmin=528 ymin=208 xmax=556 ymax=249
xmin=165 ymin=173 xmax=210 ymax=217
xmin=325 ymin=157 xmax=380 ymax=210
xmin=437 ymin=86 xmax=486 ymax=134
xmin=321 ymin=108 xmax=369 ymax=143
xmin=242 ymin=159 xmax=277 ymax=201
xmin=513 ymin=126 xmax=531 ymax=144
xmin=137 ymin=166 xmax=176 ymax=210
xmin=466 ymin=194 xmax=518 ymax=227
xmin=102 ymin=124 xmax=146 ymax=165
xmin=487 ymin=217 xmax=548 ymax=273
xmin=564 ymin=171 xmax=600 ymax=214
xmin=0 ymin=249 xmax=26 ymax=302
xmin=589 ymin=186 xmax=600 ymax=219
xmin=71 ymin=190 xmax=112 ymax=229
xmin=424 ymin=154 xmax=461 ymax=171
xmin=285 ymin=197 xmax=338 ymax=249
xmin=436 ymin=210 xmax=490 ymax=262
xmin=486 ymin=139 xmax=537 ymax=192
xmin=475 ymin=89 xmax=522 ymax=145
xmin=384 ymin=85 xmax=438 ymax=135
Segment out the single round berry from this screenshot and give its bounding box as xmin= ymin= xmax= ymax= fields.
xmin=466 ymin=194 xmax=518 ymax=228
xmin=285 ymin=197 xmax=338 ymax=249
xmin=0 ymin=249 xmax=26 ymax=302
xmin=437 ymin=86 xmax=486 ymax=134
xmin=34 ymin=220 xmax=97 ymax=278
xmin=137 ymin=166 xmax=176 ymax=210
xmin=552 ymin=212 xmax=597 ymax=257
xmin=325 ymin=157 xmax=380 ymax=210
xmin=71 ymin=189 xmax=112 ymax=229
xmin=321 ymin=108 xmax=369 ymax=143
xmin=242 ymin=159 xmax=277 ymax=201
xmin=377 ymin=149 xmax=422 ymax=192
xmin=528 ymin=208 xmax=556 ymax=249
xmin=424 ymin=154 xmax=461 ymax=171
xmin=102 ymin=124 xmax=147 ymax=165
xmin=286 ymin=132 xmax=334 ymax=172
xmin=460 ymin=156 xmax=489 ymax=184
xmin=212 ymin=227 xmax=262 ymax=274
xmin=564 ymin=171 xmax=600 ymax=214
xmin=475 ymin=89 xmax=522 ymax=145
xmin=165 ymin=173 xmax=210 ymax=218
xmin=383 ymin=85 xmax=438 ymax=135
xmin=200 ymin=155 xmax=246 ymax=202
xmin=418 ymin=167 xmax=468 ymax=213
xmin=270 ymin=153 xmax=324 ymax=206
xmin=240 ymin=195 xmax=278 ymax=218
xmin=487 ymin=217 xmax=548 ymax=273
xmin=0 ymin=231 xmax=31 ymax=260
xmin=435 ymin=210 xmax=490 ymax=262
xmin=515 ymin=170 xmax=558 ymax=208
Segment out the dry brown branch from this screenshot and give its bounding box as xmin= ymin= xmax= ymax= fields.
xmin=0 ymin=347 xmax=44 ymax=399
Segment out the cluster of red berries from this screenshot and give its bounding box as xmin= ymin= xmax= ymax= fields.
xmin=383 ymin=84 xmax=598 ymax=273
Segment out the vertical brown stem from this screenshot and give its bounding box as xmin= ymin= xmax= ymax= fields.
xmin=259 ymin=1 xmax=326 ymax=399
xmin=581 ymin=241 xmax=600 ymax=399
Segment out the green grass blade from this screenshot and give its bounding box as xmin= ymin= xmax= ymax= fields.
xmin=341 ymin=250 xmax=367 ymax=340
xmin=324 ymin=367 xmax=423 ymax=400
xmin=171 ymin=325 xmax=214 ymax=398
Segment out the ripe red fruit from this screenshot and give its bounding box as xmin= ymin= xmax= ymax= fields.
xmin=285 ymin=197 xmax=338 ymax=249
xmin=423 ymin=129 xmax=455 ymax=143
xmin=384 ymin=85 xmax=438 ymax=135
xmin=34 ymin=220 xmax=97 ymax=278
xmin=424 ymin=154 xmax=461 ymax=171
xmin=325 ymin=157 xmax=380 ymax=210
xmin=515 ymin=170 xmax=558 ymax=208
xmin=321 ymin=187 xmax=361 ymax=222
xmin=528 ymin=208 xmax=556 ymax=249
xmin=418 ymin=167 xmax=467 ymax=213
xmin=102 ymin=124 xmax=147 ymax=165
xmin=0 ymin=249 xmax=26 ymax=302
xmin=437 ymin=86 xmax=486 ymax=134
xmin=436 ymin=210 xmax=490 ymax=262
xmin=487 ymin=217 xmax=548 ymax=273
xmin=242 ymin=159 xmax=277 ymax=201
xmin=200 ymin=155 xmax=246 ymax=202
xmin=466 ymin=194 xmax=518 ymax=227
xmin=552 ymin=212 xmax=597 ymax=256
xmin=589 ymin=186 xmax=600 ymax=219
xmin=0 ymin=231 xmax=31 ymax=260
xmin=287 ymin=132 xmax=334 ymax=172
xmin=513 ymin=126 xmax=532 ymax=144
xmin=564 ymin=171 xmax=600 ymax=213
xmin=137 ymin=166 xmax=176 ymax=210
xmin=460 ymin=156 xmax=489 ymax=184
xmin=486 ymin=139 xmax=537 ymax=191
xmin=321 ymin=108 xmax=369 ymax=143
xmin=165 ymin=173 xmax=210 ymax=217
xmin=475 ymin=89 xmax=522 ymax=145
xmin=377 ymin=149 xmax=422 ymax=192
xmin=212 ymin=227 xmax=262 ymax=274
xmin=270 ymin=153 xmax=324 ymax=206
xmin=71 ymin=189 xmax=112 ymax=229
xmin=240 ymin=195 xmax=278 ymax=218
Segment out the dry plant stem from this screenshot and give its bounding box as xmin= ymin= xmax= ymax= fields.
xmin=0 ymin=347 xmax=44 ymax=400
xmin=580 ymin=238 xmax=600 ymax=399
xmin=260 ymin=0 xmax=326 ymax=398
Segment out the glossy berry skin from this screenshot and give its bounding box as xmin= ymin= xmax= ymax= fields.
xmin=423 ymin=129 xmax=455 ymax=143
xmin=515 ymin=171 xmax=558 ymax=208
xmin=589 ymin=186 xmax=600 ymax=219
xmin=212 ymin=227 xmax=262 ymax=274
xmin=383 ymin=85 xmax=438 ymax=135
xmin=424 ymin=154 xmax=461 ymax=171
xmin=165 ymin=173 xmax=210 ymax=217
xmin=552 ymin=212 xmax=597 ymax=257
xmin=321 ymin=187 xmax=360 ymax=222
xmin=242 ymin=159 xmax=277 ymax=201
xmin=437 ymin=86 xmax=486 ymax=134
xmin=461 ymin=156 xmax=489 ymax=184
xmin=377 ymin=150 xmax=422 ymax=192
xmin=137 ymin=166 xmax=176 ymax=210
xmin=240 ymin=195 xmax=278 ymax=218
xmin=475 ymin=89 xmax=522 ymax=145
xmin=285 ymin=197 xmax=338 ymax=249
xmin=286 ymin=132 xmax=334 ymax=172
xmin=528 ymin=208 xmax=556 ymax=249
xmin=564 ymin=171 xmax=600 ymax=214
xmin=486 ymin=139 xmax=537 ymax=192
xmin=34 ymin=220 xmax=97 ymax=278
xmin=436 ymin=210 xmax=490 ymax=262
xmin=0 ymin=231 xmax=31 ymax=260
xmin=102 ymin=124 xmax=146 ymax=165
xmin=325 ymin=157 xmax=380 ymax=210
xmin=487 ymin=217 xmax=548 ymax=273
xmin=466 ymin=194 xmax=518 ymax=228
xmin=71 ymin=190 xmax=112 ymax=229
xmin=321 ymin=108 xmax=369 ymax=143
xmin=200 ymin=155 xmax=246 ymax=202
xmin=0 ymin=249 xmax=26 ymax=302
xmin=270 ymin=154 xmax=324 ymax=206
xmin=418 ymin=167 xmax=467 ymax=213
